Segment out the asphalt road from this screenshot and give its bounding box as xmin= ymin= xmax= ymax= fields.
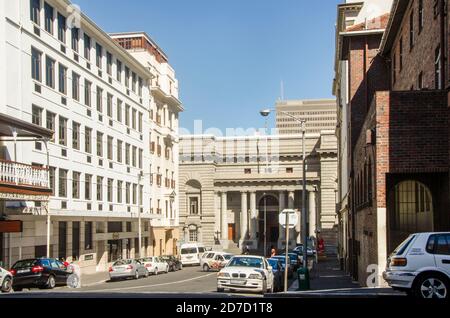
xmin=5 ymin=266 xmax=266 ymax=297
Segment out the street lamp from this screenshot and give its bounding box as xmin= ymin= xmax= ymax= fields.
xmin=259 ymin=109 xmax=308 ymax=271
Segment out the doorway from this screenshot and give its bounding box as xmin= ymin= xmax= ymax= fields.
xmin=108 ymin=240 xmax=122 ymax=262
xmin=258 ymin=195 xmax=280 ymax=251
xmin=228 ymin=224 xmax=236 ymax=242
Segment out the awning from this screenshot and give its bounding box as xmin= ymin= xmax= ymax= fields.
xmin=0 ymin=113 xmax=54 ymax=139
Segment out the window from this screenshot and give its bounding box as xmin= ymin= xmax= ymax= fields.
xmin=418 ymin=0 xmax=424 ymax=33
xmin=125 ymin=66 xmax=130 ymax=87
xmin=85 ymin=127 xmax=92 ymax=154
xmin=46 ymin=111 xmax=56 ymax=132
xmin=70 ymin=72 xmax=80 ymax=101
xmin=58 ymin=64 xmax=67 ymax=94
xmin=116 ymin=59 xmax=122 ymax=82
xmin=46 ymin=56 xmax=55 ymax=88
xmin=71 ymin=27 xmax=79 ymax=52
xmin=409 ymin=10 xmax=414 ymax=50
xmin=57 ymin=13 xmax=66 ymax=43
xmin=107 ymin=93 xmax=113 ymax=118
xmin=107 ymin=178 xmax=113 ymax=202
xmin=108 ymin=222 xmax=122 ymax=233
xmin=125 ymin=104 xmax=130 ymax=126
xmin=107 ymin=136 xmax=113 ymax=160
xmin=31 ymin=47 xmax=42 ymax=82
xmin=139 ymin=149 xmax=143 ymax=169
xmin=58 ymin=222 xmax=67 ymax=259
xmin=117 ymin=140 xmax=123 ymax=163
xmin=132 ymin=146 xmax=137 ymax=167
xmin=132 ymin=108 xmax=137 ymax=130
xmin=96 ymin=86 xmax=103 ymax=112
xmin=286 ymin=167 xmax=294 ymax=174
xmin=49 ymin=167 xmax=56 ymax=195
xmin=132 ymin=72 xmax=137 ymax=92
xmin=125 ymin=143 xmax=130 ymax=165
xmin=84 ymin=222 xmax=93 ymax=250
xmin=138 ymin=77 xmax=143 ymax=97
xmin=244 ymin=168 xmax=251 ymax=174
xmin=72 ymin=221 xmax=80 ymax=260
xmin=189 ymin=197 xmax=199 ymax=215
xmin=84 ymin=80 xmax=92 ymax=107
xmin=44 ymin=3 xmax=54 ymax=34
xmin=96 ymin=43 xmax=102 ymax=68
xmin=116 ymin=99 xmax=122 ymax=122
xmin=58 ymin=116 xmax=67 ymax=146
xmin=189 ymin=229 xmax=198 ymax=242
xmin=138 ymin=112 xmax=143 ymax=133
xmin=133 ymin=184 xmax=137 ymax=205
xmin=107 ymin=52 xmax=112 ymax=75
xmin=435 ymin=45 xmax=442 ymax=89
xmin=139 ymin=185 xmax=143 ymax=206
xmin=30 ymin=0 xmax=40 ymax=25
xmin=126 ymin=183 xmax=131 ymax=204
xmin=72 ymin=171 xmax=80 ymax=199
xmin=117 ymin=181 xmax=123 ymax=203
xmin=58 ymin=169 xmax=68 ymax=197
xmin=96 ymin=176 xmax=103 ymax=201
xmin=96 ymin=131 xmax=103 ymax=157
xmin=85 ymin=174 xmax=92 ymax=200
xmin=126 ymin=222 xmax=132 ymax=232
xmin=32 ymin=105 xmax=43 ymax=126
xmin=418 ymin=72 xmax=424 ymax=90
xmin=84 ymin=34 xmax=91 ymax=60
xmin=72 ymin=121 xmax=80 ymax=150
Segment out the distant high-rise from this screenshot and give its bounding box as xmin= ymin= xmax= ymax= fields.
xmin=275 ymin=99 xmax=337 ymax=135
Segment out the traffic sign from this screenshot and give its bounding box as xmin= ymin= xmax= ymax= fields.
xmin=279 ymin=209 xmax=298 ymax=229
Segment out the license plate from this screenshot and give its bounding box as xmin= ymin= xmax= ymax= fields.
xmin=114 ymin=267 xmax=125 ymax=272
xmin=187 ymin=256 xmax=192 ymax=259
xmin=18 ymin=269 xmax=30 ymax=274
xmin=231 ymin=280 xmax=246 ymax=285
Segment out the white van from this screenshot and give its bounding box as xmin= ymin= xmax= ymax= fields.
xmin=180 ymin=243 xmax=206 ymax=266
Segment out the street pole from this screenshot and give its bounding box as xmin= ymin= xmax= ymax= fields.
xmin=302 ymin=122 xmax=307 ymax=269
xmin=284 ymin=212 xmax=289 ymax=292
xmin=264 ymin=195 xmax=267 ymax=257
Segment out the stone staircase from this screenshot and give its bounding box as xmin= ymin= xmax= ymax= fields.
xmin=224 ymin=243 xmax=243 ymax=255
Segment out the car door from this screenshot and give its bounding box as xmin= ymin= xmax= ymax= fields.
xmin=432 ymin=234 xmax=450 ymax=277
xmin=50 ymin=259 xmax=64 ymax=284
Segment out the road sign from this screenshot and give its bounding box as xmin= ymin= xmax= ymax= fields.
xmin=279 ymin=209 xmax=298 ymax=229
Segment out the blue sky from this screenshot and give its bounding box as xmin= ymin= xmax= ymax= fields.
xmin=75 ymin=0 xmax=340 ymax=134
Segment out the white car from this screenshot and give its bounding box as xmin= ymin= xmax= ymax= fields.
xmin=383 ymin=232 xmax=450 ymax=299
xmin=138 ymin=257 xmax=169 ymax=275
xmin=201 ymin=252 xmax=234 ymax=272
xmin=0 ymin=267 xmax=13 ymax=293
xmin=217 ymin=255 xmax=274 ymax=294
xmin=180 ymin=243 xmax=206 ymax=266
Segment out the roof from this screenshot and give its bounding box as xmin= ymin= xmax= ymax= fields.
xmin=380 ymin=0 xmax=410 ymax=55
xmin=346 ymin=13 xmax=391 ymax=32
xmin=109 ymin=31 xmax=169 ymax=61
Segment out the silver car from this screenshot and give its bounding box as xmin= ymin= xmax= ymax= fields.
xmin=0 ymin=267 xmax=13 ymax=293
xmin=109 ymin=259 xmax=149 ymax=281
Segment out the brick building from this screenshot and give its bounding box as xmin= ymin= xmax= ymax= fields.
xmin=334 ymin=0 xmax=450 ymax=286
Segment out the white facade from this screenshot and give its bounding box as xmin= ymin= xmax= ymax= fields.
xmin=0 ymin=0 xmax=181 ymax=273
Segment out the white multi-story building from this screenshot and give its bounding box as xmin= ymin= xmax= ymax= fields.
xmin=0 ymin=0 xmax=182 ymax=274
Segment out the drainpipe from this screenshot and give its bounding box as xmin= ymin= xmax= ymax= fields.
xmin=440 ymin=0 xmax=446 ymax=88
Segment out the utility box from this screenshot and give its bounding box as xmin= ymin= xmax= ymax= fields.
xmin=297 ymin=267 xmax=310 ymax=291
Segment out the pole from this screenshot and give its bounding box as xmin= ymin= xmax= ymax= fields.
xmin=264 ymin=195 xmax=267 ymax=257
xmin=302 ymin=123 xmax=307 ymax=269
xmin=45 ymin=139 xmax=51 ymax=258
xmin=284 ymin=212 xmax=289 ymax=292
xmin=138 ymin=174 xmax=142 ymax=258
xmin=46 ymin=213 xmax=51 ymax=258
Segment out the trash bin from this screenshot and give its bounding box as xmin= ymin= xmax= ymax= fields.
xmin=297 ymin=267 xmax=310 ymax=291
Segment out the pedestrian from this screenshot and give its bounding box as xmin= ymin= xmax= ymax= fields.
xmin=270 ymin=245 xmax=276 ymax=258
xmin=243 ymin=245 xmax=250 ymax=255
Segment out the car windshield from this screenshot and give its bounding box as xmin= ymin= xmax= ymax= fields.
xmin=224 ymin=254 xmax=233 ymax=260
xmin=392 ymin=235 xmax=416 ymax=256
xmin=227 ymin=257 xmax=263 ymax=268
xmin=181 ymin=248 xmax=197 ymax=254
xmin=113 ymin=259 xmax=132 ymax=266
xmin=12 ymin=259 xmax=38 ymax=269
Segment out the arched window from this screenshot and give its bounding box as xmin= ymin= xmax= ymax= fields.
xmin=188 ymin=224 xmax=198 ymax=242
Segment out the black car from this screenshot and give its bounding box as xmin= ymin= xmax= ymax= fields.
xmin=10 ymin=258 xmax=71 ymax=291
xmin=160 ymin=255 xmax=182 ymax=272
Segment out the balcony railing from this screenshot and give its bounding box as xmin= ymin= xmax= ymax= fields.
xmin=0 ymin=160 xmax=49 ymax=188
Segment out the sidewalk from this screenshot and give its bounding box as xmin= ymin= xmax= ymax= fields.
xmin=79 ymin=271 xmax=110 ymax=287
xmin=287 ymin=256 xmax=404 ymax=297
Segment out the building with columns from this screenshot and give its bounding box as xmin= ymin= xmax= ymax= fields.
xmin=178 ymin=130 xmax=338 ymax=254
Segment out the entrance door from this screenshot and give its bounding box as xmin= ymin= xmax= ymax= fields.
xmin=228 ymin=224 xmax=235 ymax=241
xmin=108 ymin=240 xmax=122 ymax=262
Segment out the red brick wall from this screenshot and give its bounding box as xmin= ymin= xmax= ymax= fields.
xmin=390 ymin=0 xmax=448 ymax=90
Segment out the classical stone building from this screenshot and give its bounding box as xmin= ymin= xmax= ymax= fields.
xmin=178 ymin=130 xmax=338 ymax=254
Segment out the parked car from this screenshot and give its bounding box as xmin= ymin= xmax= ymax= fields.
xmin=270 ymin=255 xmax=294 ymax=278
xmin=0 ymin=266 xmax=13 ymax=293
xmin=293 ymin=244 xmax=315 ymax=257
xmin=160 ymin=255 xmax=183 ymax=272
xmin=180 ymin=243 xmax=206 ymax=266
xmin=267 ymin=258 xmax=284 ymax=292
xmin=138 ymin=257 xmax=169 ymax=275
xmin=10 ymin=258 xmax=71 ymax=291
xmin=217 ymin=255 xmax=274 ymax=295
xmin=383 ymin=232 xmax=450 ymax=299
xmin=109 ymin=259 xmax=149 ymax=281
xmin=201 ymin=252 xmax=233 ymax=272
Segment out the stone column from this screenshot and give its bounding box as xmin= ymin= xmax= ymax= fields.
xmin=221 ymin=192 xmax=228 ymax=240
xmin=249 ymin=192 xmax=257 ymax=240
xmin=278 ymin=191 xmax=286 ymax=242
xmin=240 ymin=192 xmax=248 ymax=242
xmin=309 ymin=191 xmax=317 ymax=238
xmin=288 ymin=191 xmax=296 ymax=247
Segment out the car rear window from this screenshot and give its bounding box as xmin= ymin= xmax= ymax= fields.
xmin=113 ymin=259 xmax=132 ymax=266
xmin=181 ymin=248 xmax=197 ymax=254
xmin=393 ymin=235 xmax=416 ymax=256
xmin=198 ymin=247 xmax=205 ymax=253
xmin=12 ymin=259 xmax=38 ymax=269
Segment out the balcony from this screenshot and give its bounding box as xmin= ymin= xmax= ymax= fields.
xmin=0 ymin=160 xmax=49 ymax=188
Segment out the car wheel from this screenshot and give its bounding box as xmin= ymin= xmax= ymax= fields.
xmin=134 ymin=271 xmax=139 ymax=280
xmin=46 ymin=275 xmax=56 ymax=289
xmin=1 ymin=277 xmax=12 ymax=293
xmin=414 ymin=273 xmax=449 ymax=299
xmin=166 ymin=266 xmax=169 ymax=274
xmin=268 ymin=282 xmax=274 ymax=293
xmin=144 ymin=270 xmax=149 ymax=278
xmin=261 ymin=280 xmax=267 ymax=295
xmin=203 ymin=264 xmax=210 ymax=272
